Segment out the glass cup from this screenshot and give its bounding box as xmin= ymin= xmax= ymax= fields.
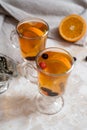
xmin=0 ymin=53 xmax=18 ymax=94
xmin=10 ymin=18 xmax=49 ymax=75
xmin=26 ymin=47 xmax=74 ymax=115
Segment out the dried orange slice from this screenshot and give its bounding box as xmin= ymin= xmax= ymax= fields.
xmin=59 ymin=14 xmax=87 ymax=42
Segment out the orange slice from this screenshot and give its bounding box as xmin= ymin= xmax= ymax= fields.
xmin=29 ymin=27 xmax=44 ymax=37
xmin=59 ymin=14 xmax=87 ymax=42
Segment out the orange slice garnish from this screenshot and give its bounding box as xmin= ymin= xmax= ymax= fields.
xmin=59 ymin=14 xmax=87 ymax=42
xmin=18 ymin=23 xmax=44 ymax=38
xmin=29 ymin=27 xmax=44 ymax=37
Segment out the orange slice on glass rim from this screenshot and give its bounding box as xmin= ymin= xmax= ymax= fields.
xmin=59 ymin=14 xmax=87 ymax=42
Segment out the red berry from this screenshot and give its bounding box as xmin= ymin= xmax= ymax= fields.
xmin=39 ymin=62 xmax=46 ymax=69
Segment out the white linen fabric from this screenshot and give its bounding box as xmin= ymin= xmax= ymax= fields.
xmin=0 ymin=0 xmax=87 ymax=59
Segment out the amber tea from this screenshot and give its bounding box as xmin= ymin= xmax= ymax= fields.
xmin=37 ymin=48 xmax=73 ymax=96
xmin=17 ymin=19 xmax=49 ymax=60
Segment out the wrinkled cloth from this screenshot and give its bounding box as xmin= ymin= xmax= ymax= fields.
xmin=0 ymin=0 xmax=87 ymax=60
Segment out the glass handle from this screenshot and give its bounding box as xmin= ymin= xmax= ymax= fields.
xmin=10 ymin=29 xmax=19 ymax=48
xmin=18 ymin=61 xmax=38 ymax=85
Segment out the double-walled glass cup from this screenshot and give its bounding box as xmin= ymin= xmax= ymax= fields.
xmin=0 ymin=53 xmax=18 ymax=94
xmin=25 ymin=47 xmax=74 ymax=115
xmin=10 ymin=18 xmax=49 ymax=75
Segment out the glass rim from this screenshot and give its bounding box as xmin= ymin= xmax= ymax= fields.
xmin=16 ymin=17 xmax=49 ymax=40
xmin=36 ymin=47 xmax=74 ymax=77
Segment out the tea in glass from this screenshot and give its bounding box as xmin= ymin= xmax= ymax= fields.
xmin=10 ymin=18 xmax=49 ymax=79
xmin=35 ymin=47 xmax=74 ymax=114
xmin=17 ymin=18 xmax=49 ymax=60
xmin=37 ymin=48 xmax=73 ymax=96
